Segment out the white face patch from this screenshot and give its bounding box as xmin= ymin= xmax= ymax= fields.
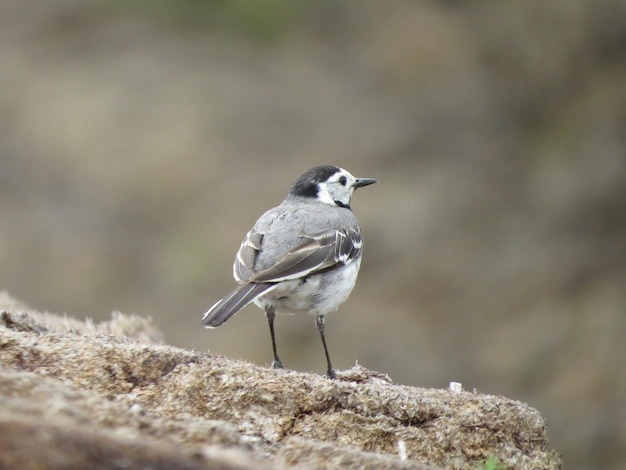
xmin=316 ymin=186 xmax=337 ymax=206
xmin=316 ymin=169 xmax=357 ymax=207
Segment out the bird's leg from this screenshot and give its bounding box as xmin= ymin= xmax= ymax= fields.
xmin=316 ymin=314 xmax=336 ymax=379
xmin=265 ymin=306 xmax=284 ymax=369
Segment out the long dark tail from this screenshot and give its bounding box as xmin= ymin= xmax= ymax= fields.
xmin=202 ymin=283 xmax=275 ymax=328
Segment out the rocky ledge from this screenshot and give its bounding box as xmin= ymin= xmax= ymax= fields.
xmin=0 ymin=292 xmax=560 ymax=469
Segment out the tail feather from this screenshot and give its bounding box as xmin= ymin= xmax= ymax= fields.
xmin=202 ymin=283 xmax=274 ymax=328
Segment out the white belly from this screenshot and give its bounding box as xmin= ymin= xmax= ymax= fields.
xmin=253 ymin=260 xmax=361 ymax=316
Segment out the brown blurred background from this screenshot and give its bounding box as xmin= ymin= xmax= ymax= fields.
xmin=1 ymin=1 xmax=625 ymax=468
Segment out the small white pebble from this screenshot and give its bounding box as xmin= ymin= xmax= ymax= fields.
xmin=449 ymin=382 xmax=463 ymax=393
xmin=129 ymin=403 xmax=143 ymax=414
xmin=397 ymin=439 xmax=407 ymax=461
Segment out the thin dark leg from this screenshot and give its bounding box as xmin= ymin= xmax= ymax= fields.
xmin=316 ymin=314 xmax=336 ymax=379
xmin=265 ymin=306 xmax=284 ymax=369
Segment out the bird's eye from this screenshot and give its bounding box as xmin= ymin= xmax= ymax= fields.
xmin=338 ymin=176 xmax=347 ymax=186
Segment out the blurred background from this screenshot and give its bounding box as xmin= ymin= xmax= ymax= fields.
xmin=1 ymin=0 xmax=625 ymax=467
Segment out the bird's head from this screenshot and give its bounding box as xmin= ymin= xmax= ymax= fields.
xmin=288 ymin=165 xmax=377 ymax=209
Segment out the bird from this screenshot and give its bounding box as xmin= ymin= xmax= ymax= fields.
xmin=201 ymin=165 xmax=376 ymax=379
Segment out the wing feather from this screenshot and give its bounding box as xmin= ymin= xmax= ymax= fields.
xmin=250 ymin=240 xmax=333 ymax=282
xmin=249 ymin=227 xmax=363 ymax=283
xmin=233 ymin=230 xmax=263 ymax=283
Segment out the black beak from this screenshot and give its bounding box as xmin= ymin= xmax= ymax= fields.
xmin=353 ymin=177 xmax=377 ymax=189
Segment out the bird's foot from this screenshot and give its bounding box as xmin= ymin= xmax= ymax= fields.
xmin=271 ymin=359 xmax=284 ymax=369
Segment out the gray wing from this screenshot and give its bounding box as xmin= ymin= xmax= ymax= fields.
xmin=234 ymin=227 xmax=363 ymax=284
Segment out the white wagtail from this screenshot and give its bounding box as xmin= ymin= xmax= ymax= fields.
xmin=202 ymin=165 xmax=376 ymax=378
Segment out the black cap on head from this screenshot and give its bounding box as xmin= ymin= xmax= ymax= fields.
xmin=289 ymin=166 xmax=341 ymax=198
